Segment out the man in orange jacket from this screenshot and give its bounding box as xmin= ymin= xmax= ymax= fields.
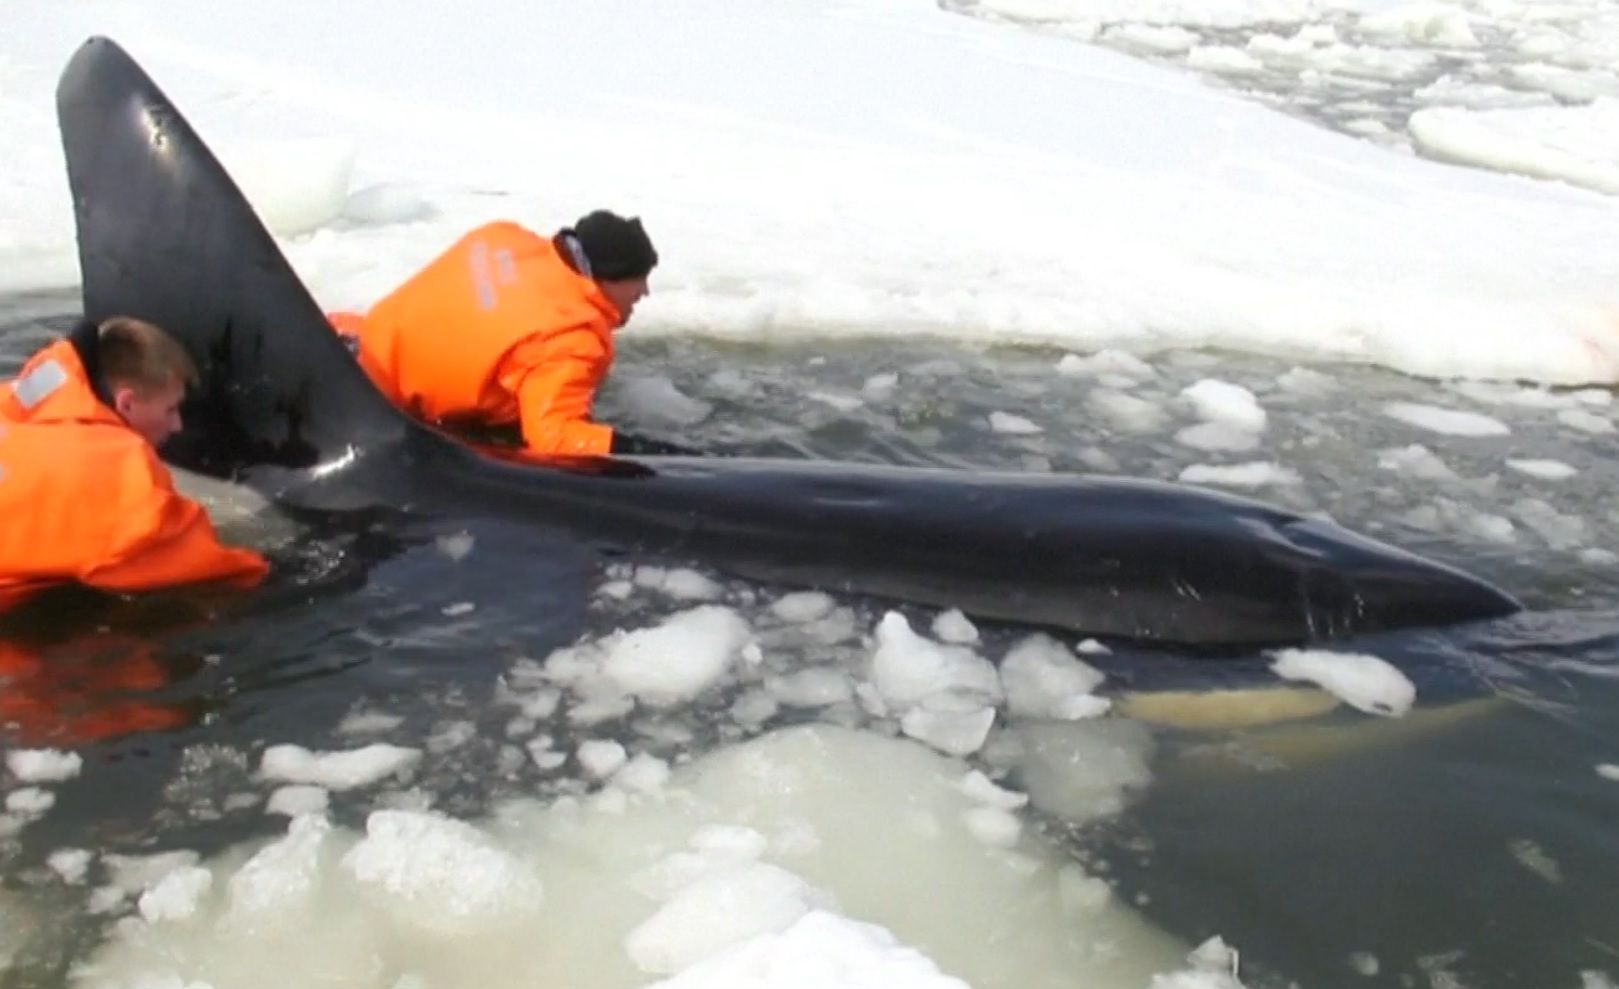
xmin=329 ymin=209 xmax=694 ymax=458
xmin=0 ymin=316 xmax=270 ymax=611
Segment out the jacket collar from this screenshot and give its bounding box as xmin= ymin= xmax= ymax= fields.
xmin=2 ymin=334 xmax=124 ymax=428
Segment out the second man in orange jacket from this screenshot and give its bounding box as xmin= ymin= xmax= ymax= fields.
xmin=0 ymin=316 xmax=270 ymax=612
xmin=329 ymin=209 xmax=693 ymax=458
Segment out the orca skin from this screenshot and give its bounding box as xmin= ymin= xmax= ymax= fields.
xmin=52 ymin=36 xmax=1522 ymax=650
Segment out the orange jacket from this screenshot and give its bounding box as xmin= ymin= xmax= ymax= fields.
xmin=0 ymin=340 xmax=269 ymax=610
xmin=329 ymin=221 xmax=623 ymax=456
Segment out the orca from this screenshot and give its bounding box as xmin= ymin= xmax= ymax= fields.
xmin=52 ymin=36 xmax=1522 ymax=651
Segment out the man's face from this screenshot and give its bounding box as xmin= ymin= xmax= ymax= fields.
xmin=114 ymin=378 xmax=185 ymax=447
xmin=601 ymin=276 xmax=651 ymax=328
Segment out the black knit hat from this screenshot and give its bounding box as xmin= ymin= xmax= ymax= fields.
xmin=571 ymin=210 xmax=658 ymax=281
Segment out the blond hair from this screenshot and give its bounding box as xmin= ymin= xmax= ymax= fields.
xmin=96 ymin=316 xmax=199 ymax=395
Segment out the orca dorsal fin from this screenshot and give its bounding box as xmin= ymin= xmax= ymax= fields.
xmin=55 ymin=36 xmax=410 ymax=477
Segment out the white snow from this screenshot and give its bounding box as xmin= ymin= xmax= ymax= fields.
xmin=0 ymin=0 xmax=1616 ymax=389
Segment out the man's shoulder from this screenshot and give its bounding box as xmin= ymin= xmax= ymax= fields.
xmin=0 ymin=419 xmax=174 ymax=501
xmin=465 ymin=219 xmax=549 ymax=250
xmin=76 ymin=423 xmax=175 ymax=486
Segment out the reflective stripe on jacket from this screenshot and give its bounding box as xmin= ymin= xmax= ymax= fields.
xmin=0 ymin=340 xmax=268 ymax=608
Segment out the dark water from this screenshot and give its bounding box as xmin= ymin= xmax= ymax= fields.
xmin=4 ymin=295 xmax=1619 ymax=989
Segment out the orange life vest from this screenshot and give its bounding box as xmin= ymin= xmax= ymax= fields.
xmin=0 ymin=340 xmax=269 ymax=610
xmin=329 ymin=221 xmax=622 ymax=455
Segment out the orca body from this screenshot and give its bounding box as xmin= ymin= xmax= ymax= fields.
xmin=53 ymin=37 xmax=1522 ymax=650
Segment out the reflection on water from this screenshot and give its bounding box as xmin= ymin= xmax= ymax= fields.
xmin=4 ymin=300 xmax=1619 ymax=989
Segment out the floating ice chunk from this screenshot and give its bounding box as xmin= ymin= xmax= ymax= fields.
xmin=343 ymin=809 xmax=544 ymax=935
xmin=103 ymin=850 xmax=202 ymax=899
xmin=931 ymin=609 xmax=979 ymax=644
xmin=48 ymin=848 xmax=92 ymax=885
xmin=259 ymin=743 xmax=422 ymax=791
xmin=644 ymin=909 xmax=971 ymax=989
xmin=341 ymin=181 xmax=436 ymax=225
xmin=1149 ymin=935 xmax=1248 ymax=989
xmin=1513 ymin=498 xmax=1586 ymax=549
xmin=771 ymin=591 xmax=835 ymax=623
xmin=962 ymin=806 xmax=1022 ymax=848
xmin=869 ymin=612 xmax=1002 ymax=712
xmin=1506 ymin=459 xmax=1576 ymax=480
xmin=1175 ymin=422 xmax=1261 ymax=452
xmin=635 ymin=566 xmax=725 ymax=601
xmin=1378 ymin=444 xmax=1458 ymax=482
xmin=579 ymin=740 xmax=629 ymax=779
xmin=863 ymin=372 xmax=900 ymax=399
xmin=1410 ymin=99 xmax=1619 ymax=198
xmin=1057 ymin=350 xmax=1157 ymax=379
xmin=1559 ymin=408 xmax=1615 ymax=435
xmin=1358 ymin=2 xmax=1479 ymax=47
xmin=427 ymin=720 xmax=476 ymax=754
xmin=1508 ymin=837 xmax=1562 ymax=885
xmin=1179 ymin=462 xmax=1301 ymax=489
xmin=768 ymin=669 xmax=855 ymax=708
xmin=1269 ymin=648 xmax=1415 ymax=717
xmin=599 ymin=579 xmax=636 ymax=600
xmin=901 ymin=704 xmax=998 ymax=758
xmin=1000 ymin=634 xmax=1108 ymax=721
xmin=1277 ymin=367 xmax=1336 ymax=394
xmin=1509 ymin=63 xmax=1619 ymax=103
xmin=602 ymin=605 xmax=752 ymax=707
xmin=435 ymin=531 xmax=475 ymax=560
xmin=989 ymin=411 xmax=1043 ymax=435
xmin=626 ymin=860 xmax=832 ymax=975
xmin=268 ymin=785 xmax=330 ymax=818
xmin=337 ymin=709 xmax=405 ymax=736
xmin=731 ymin=689 xmax=780 ymax=727
xmin=1181 ymin=379 xmax=1266 ymax=432
xmin=997 ymin=720 xmax=1155 ymax=825
xmin=958 ymin=770 xmax=1028 ymax=811
xmin=139 ymin=865 xmax=214 ymax=923
xmin=5 ymin=787 xmax=54 ymax=815
xmin=1187 ymin=45 xmax=1264 ymax=74
xmin=1103 ymin=23 xmax=1198 ymax=54
xmin=530 ymin=740 xmax=568 ymax=771
xmin=5 ymin=749 xmax=82 ymax=783
xmin=1089 ymin=390 xmax=1168 ymax=433
xmin=514 ymin=688 xmax=562 ymax=720
xmin=811 ymin=390 xmax=865 ymax=412
xmin=616 ymin=754 xmax=673 ymax=795
xmin=222 ymin=814 xmax=330 ymax=929
xmin=1383 ymin=401 xmax=1509 ymax=437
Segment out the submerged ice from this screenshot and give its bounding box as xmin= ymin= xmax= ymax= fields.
xmin=71 ymin=725 xmax=1203 ymax=989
